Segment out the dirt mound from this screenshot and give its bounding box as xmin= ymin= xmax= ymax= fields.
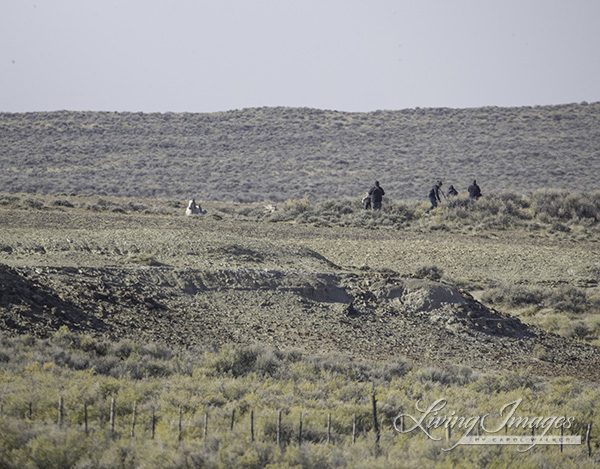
xmin=172 ymin=268 xmax=350 ymax=302
xmin=2 ymin=263 xmax=598 ymax=380
xmin=0 ymin=265 xmax=106 ymax=335
xmin=1 ymin=203 xmax=599 ymax=381
xmin=398 ymin=278 xmax=467 ymax=310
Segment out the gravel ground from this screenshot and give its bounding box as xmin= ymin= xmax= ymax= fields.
xmin=1 ymin=202 xmax=599 ymax=381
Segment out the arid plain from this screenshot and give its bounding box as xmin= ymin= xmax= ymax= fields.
xmin=1 ymin=106 xmax=600 ymax=467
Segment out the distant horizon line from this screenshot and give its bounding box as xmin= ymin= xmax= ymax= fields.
xmin=1 ymin=101 xmax=598 ymax=115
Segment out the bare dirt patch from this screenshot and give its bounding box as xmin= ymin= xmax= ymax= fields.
xmin=1 ymin=201 xmax=599 ymax=381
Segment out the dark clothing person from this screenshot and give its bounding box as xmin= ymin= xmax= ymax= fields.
xmin=368 ymin=181 xmax=385 ymax=210
xmin=447 ymin=185 xmax=458 ymax=197
xmin=425 ymin=181 xmax=443 ymax=214
xmin=468 ymin=180 xmax=482 ymax=202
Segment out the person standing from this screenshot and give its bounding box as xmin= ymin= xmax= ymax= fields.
xmin=368 ymin=181 xmax=385 ymax=210
xmin=468 ymin=180 xmax=482 ymax=202
xmin=425 ymin=181 xmax=443 ymax=213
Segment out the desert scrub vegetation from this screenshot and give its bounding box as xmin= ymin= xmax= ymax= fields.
xmin=479 ymin=283 xmax=600 ymax=343
xmin=436 ymin=189 xmax=600 ymax=232
xmin=0 ymin=329 xmax=599 ymax=468
xmin=0 ymin=193 xmax=178 ymax=216
xmin=1 ymin=105 xmax=600 ymax=202
xmin=215 ymin=189 xmax=600 ymax=234
xmin=413 ymin=265 xmax=444 ymax=281
xmin=123 ymin=251 xmax=163 ymax=266
xmin=2 ymin=190 xmax=600 ymax=235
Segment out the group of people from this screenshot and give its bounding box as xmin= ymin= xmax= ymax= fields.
xmin=426 ymin=179 xmax=482 ymax=213
xmin=362 ymin=181 xmax=386 ymax=210
xmin=362 ymin=179 xmax=482 ymax=213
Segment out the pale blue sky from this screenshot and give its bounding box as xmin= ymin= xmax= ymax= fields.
xmin=2 ymin=0 xmax=599 ymax=112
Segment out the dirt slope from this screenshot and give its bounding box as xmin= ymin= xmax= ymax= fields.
xmin=1 ymin=203 xmax=599 ymax=381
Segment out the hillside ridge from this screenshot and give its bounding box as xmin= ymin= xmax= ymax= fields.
xmin=1 ymin=103 xmax=599 ymax=202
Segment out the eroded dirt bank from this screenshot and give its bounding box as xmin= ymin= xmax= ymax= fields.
xmin=1 ymin=205 xmax=599 ymax=381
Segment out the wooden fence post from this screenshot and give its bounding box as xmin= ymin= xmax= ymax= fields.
xmin=327 ymin=413 xmax=331 ymax=445
xmin=586 ymin=423 xmax=592 ymax=457
xmin=178 ymin=406 xmax=183 ymax=441
xmin=298 ymin=412 xmax=303 ymax=448
xmin=58 ymin=396 xmax=64 ymax=427
xmin=250 ymin=410 xmax=255 ymax=443
xmin=352 ymin=413 xmax=357 ymax=444
xmin=109 ymin=398 xmax=115 ymax=435
xmin=230 ymin=409 xmax=235 ymax=431
xmin=84 ymin=404 xmax=89 ymax=435
xmin=560 ymin=425 xmax=563 ymax=453
xmin=203 ymin=412 xmax=209 ymax=440
xmin=131 ymin=401 xmax=137 ymax=438
xmin=371 ymin=384 xmax=380 ymax=443
xmin=277 ymin=410 xmax=282 ymax=447
xmin=395 ymin=407 xmax=404 ymax=433
xmin=28 ymin=402 xmax=33 ymax=420
xmin=151 ymin=408 xmax=156 ymax=440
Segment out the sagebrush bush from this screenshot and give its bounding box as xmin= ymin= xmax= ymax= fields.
xmin=284 ymin=196 xmax=311 ymax=216
xmin=0 ymin=195 xmax=20 ymax=206
xmin=480 ymin=283 xmax=595 ymax=341
xmin=124 ymin=251 xmax=161 ymax=266
xmin=414 ymin=265 xmax=443 ymax=281
xmin=472 ymin=370 xmax=537 ymax=393
xmin=209 ymin=344 xmax=267 ymax=377
xmin=480 ymin=283 xmax=544 ymax=308
xmin=569 ymin=321 xmax=592 ymax=340
xmin=543 ymin=285 xmax=588 ymax=314
xmin=416 ymin=365 xmax=476 ymax=387
xmin=23 ymin=198 xmax=44 ymax=210
xmin=51 ymin=199 xmax=74 ymax=208
xmin=529 ymin=189 xmax=600 ymax=222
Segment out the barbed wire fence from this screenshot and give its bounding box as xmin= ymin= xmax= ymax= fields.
xmin=0 ymin=390 xmax=595 ymax=458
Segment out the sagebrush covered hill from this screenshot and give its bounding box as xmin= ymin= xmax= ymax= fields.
xmin=1 ymin=103 xmax=599 ymax=202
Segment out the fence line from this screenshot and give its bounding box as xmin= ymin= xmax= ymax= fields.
xmin=0 ymin=393 xmax=595 ymax=457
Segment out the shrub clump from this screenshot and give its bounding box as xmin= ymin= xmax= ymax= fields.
xmin=529 ymin=189 xmax=600 ymax=222
xmin=414 ymin=265 xmax=443 ymax=281
xmin=543 ymin=285 xmax=588 ymax=314
xmin=480 ymin=283 xmax=544 ymax=308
